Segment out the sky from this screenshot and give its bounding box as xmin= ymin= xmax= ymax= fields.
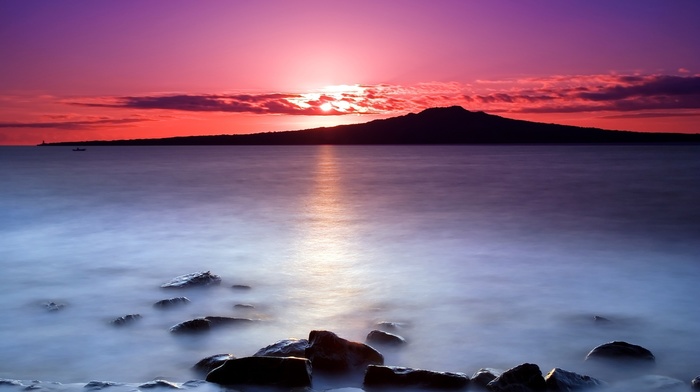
xmin=1 ymin=0 xmax=699 ymax=145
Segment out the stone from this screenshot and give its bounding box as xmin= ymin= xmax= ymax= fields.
xmin=366 ymin=329 xmax=406 ymax=346
xmin=44 ymin=301 xmax=65 ymax=311
xmin=364 ymin=365 xmax=469 ymax=389
xmin=232 ymin=284 xmax=251 ymax=290
xmin=110 ymin=314 xmax=141 ymax=326
xmin=305 ymin=330 xmax=384 ymax=372
xmin=160 ymin=271 xmax=221 ymax=288
xmin=585 ymin=341 xmax=655 ymax=362
xmin=471 ymin=368 xmax=502 ymax=388
xmin=593 ymin=315 xmax=611 ymax=323
xmin=487 ymin=363 xmax=546 ymax=392
xmin=234 ymin=303 xmax=254 ymax=309
xmin=193 ymin=354 xmax=235 ymax=374
xmin=253 ymin=338 xmax=309 ymax=358
xmin=138 ymin=380 xmax=181 ymax=389
xmin=544 ymin=368 xmax=606 ymax=391
xmin=83 ymin=381 xmax=124 ymax=390
xmin=206 ymin=356 xmax=312 ymax=387
xmin=153 ymin=297 xmax=190 ymax=308
xmin=169 ymin=316 xmax=256 ymax=333
xmin=692 ymin=376 xmax=700 ymax=390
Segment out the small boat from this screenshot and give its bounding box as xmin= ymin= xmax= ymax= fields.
xmin=72 ymin=148 xmax=86 ymax=151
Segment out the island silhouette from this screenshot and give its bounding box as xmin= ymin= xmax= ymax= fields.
xmin=41 ymin=106 xmax=700 ymax=146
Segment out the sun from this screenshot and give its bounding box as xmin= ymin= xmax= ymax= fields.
xmin=320 ymin=102 xmax=333 ymax=111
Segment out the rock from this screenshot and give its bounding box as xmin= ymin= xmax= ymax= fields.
xmin=232 ymin=284 xmax=251 ymax=290
xmin=193 ymin=354 xmax=235 ymax=374
xmin=487 ymin=363 xmax=546 ymax=392
xmin=366 ymin=330 xmax=406 ymax=346
xmin=585 ymin=341 xmax=655 ymax=362
xmin=153 ymin=297 xmax=190 ymax=308
xmin=471 ymin=368 xmax=503 ymax=388
xmin=253 ymin=338 xmax=310 ymax=358
xmin=161 ymin=271 xmax=221 ymax=288
xmin=612 ymin=375 xmax=685 ymax=391
xmin=110 ymin=314 xmax=141 ymax=326
xmin=44 ymin=301 xmax=65 ymax=311
xmin=364 ymin=365 xmax=469 ymax=389
xmin=83 ymin=381 xmax=124 ymax=390
xmin=544 ymin=368 xmax=607 ymax=391
xmin=169 ymin=316 xmax=256 ymax=333
xmin=693 ymin=376 xmax=700 ymax=390
xmin=305 ymin=330 xmax=384 ymax=372
xmin=206 ymin=356 xmax=312 ymax=387
xmin=593 ymin=315 xmax=611 ymax=323
xmin=138 ymin=380 xmax=181 ymax=389
xmin=234 ymin=303 xmax=254 ymax=309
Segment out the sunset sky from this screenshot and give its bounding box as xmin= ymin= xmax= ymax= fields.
xmin=1 ymin=1 xmax=699 ymax=145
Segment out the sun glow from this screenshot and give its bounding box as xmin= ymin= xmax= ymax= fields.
xmin=320 ymin=102 xmax=333 ymax=111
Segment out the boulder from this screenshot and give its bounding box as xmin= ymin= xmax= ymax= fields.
xmin=364 ymin=365 xmax=469 ymax=389
xmin=487 ymin=363 xmax=546 ymax=392
xmin=169 ymin=316 xmax=256 ymax=333
xmin=193 ymin=354 xmax=235 ymax=374
xmin=161 ymin=271 xmax=221 ymax=288
xmin=138 ymin=380 xmax=181 ymax=389
xmin=206 ymin=356 xmax=312 ymax=387
xmin=471 ymin=368 xmax=502 ymax=388
xmin=693 ymin=376 xmax=700 ymax=390
xmin=585 ymin=341 xmax=655 ymax=362
xmin=544 ymin=368 xmax=606 ymax=391
xmin=305 ymin=330 xmax=384 ymax=372
xmin=83 ymin=381 xmax=124 ymax=390
xmin=366 ymin=330 xmax=406 ymax=346
xmin=154 ymin=297 xmax=190 ymax=308
xmin=110 ymin=314 xmax=141 ymax=326
xmin=253 ymin=338 xmax=309 ymax=358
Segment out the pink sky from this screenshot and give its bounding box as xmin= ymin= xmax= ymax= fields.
xmin=1 ymin=1 xmax=699 ymax=145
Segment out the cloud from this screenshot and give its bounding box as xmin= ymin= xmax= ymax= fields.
xmin=0 ymin=117 xmax=151 ymax=130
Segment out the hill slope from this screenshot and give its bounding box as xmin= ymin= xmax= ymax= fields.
xmin=43 ymin=106 xmax=700 ymax=145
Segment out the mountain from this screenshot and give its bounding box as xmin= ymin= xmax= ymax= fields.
xmin=42 ymin=106 xmax=700 ymax=145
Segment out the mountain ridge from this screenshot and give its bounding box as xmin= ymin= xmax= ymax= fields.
xmin=41 ymin=106 xmax=700 ymax=145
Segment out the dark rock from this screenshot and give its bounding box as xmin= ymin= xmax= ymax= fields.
xmin=0 ymin=380 xmax=23 ymax=386
xmin=153 ymin=297 xmax=190 ymax=308
xmin=593 ymin=315 xmax=611 ymax=323
xmin=44 ymin=301 xmax=65 ymax=311
xmin=205 ymin=316 xmax=257 ymax=326
xmin=366 ymin=330 xmax=406 ymax=346
xmin=692 ymin=376 xmax=700 ymax=390
xmin=83 ymin=381 xmax=124 ymax=390
xmin=232 ymin=284 xmax=252 ymax=290
xmin=253 ymin=338 xmax=310 ymax=358
xmin=613 ymin=375 xmax=684 ymax=391
xmin=234 ymin=303 xmax=254 ymax=309
xmin=193 ymin=354 xmax=236 ymax=374
xmin=305 ymin=330 xmax=384 ymax=372
xmin=138 ymin=380 xmax=180 ymax=389
xmin=471 ymin=368 xmax=502 ymax=388
xmin=161 ymin=271 xmax=221 ymax=288
xmin=206 ymin=356 xmax=312 ymax=387
xmin=487 ymin=363 xmax=546 ymax=392
xmin=585 ymin=341 xmax=655 ymax=362
xmin=544 ymin=368 xmax=607 ymax=391
xmin=169 ymin=318 xmax=211 ymax=333
xmin=110 ymin=314 xmax=141 ymax=326
xmin=364 ymin=365 xmax=469 ymax=389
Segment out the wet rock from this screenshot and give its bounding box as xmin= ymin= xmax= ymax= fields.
xmin=138 ymin=380 xmax=181 ymax=389
xmin=487 ymin=363 xmax=546 ymax=392
xmin=206 ymin=356 xmax=312 ymax=387
xmin=193 ymin=354 xmax=235 ymax=374
xmin=44 ymin=301 xmax=65 ymax=311
xmin=364 ymin=365 xmax=469 ymax=389
xmin=234 ymin=303 xmax=254 ymax=309
xmin=366 ymin=330 xmax=406 ymax=346
xmin=161 ymin=271 xmax=221 ymax=288
xmin=84 ymin=381 xmax=124 ymax=390
xmin=169 ymin=316 xmax=256 ymax=333
xmin=593 ymin=315 xmax=611 ymax=323
xmin=305 ymin=330 xmax=384 ymax=372
xmin=153 ymin=297 xmax=190 ymax=308
xmin=0 ymin=380 xmax=23 ymax=386
xmin=612 ymin=375 xmax=685 ymax=391
xmin=232 ymin=284 xmax=251 ymax=290
xmin=693 ymin=376 xmax=700 ymax=390
xmin=253 ymin=338 xmax=309 ymax=358
xmin=471 ymin=368 xmax=502 ymax=388
xmin=544 ymin=368 xmax=607 ymax=391
xmin=110 ymin=314 xmax=141 ymax=326
xmin=585 ymin=341 xmax=655 ymax=362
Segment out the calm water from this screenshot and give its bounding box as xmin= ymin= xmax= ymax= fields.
xmin=1 ymin=145 xmax=699 ymax=388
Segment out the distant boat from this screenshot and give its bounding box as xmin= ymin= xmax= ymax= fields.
xmin=72 ymin=148 xmax=86 ymax=151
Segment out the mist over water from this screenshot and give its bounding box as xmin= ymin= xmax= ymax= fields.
xmin=1 ymin=145 xmax=699 ymax=387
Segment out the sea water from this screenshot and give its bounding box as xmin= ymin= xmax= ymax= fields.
xmin=0 ymin=145 xmax=699 ymax=388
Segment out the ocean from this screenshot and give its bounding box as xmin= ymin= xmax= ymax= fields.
xmin=1 ymin=145 xmax=699 ymax=390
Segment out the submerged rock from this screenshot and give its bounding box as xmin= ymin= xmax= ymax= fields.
xmin=366 ymin=330 xmax=406 ymax=346
xmin=253 ymin=338 xmax=309 ymax=358
xmin=193 ymin=354 xmax=236 ymax=374
xmin=364 ymin=365 xmax=469 ymax=389
xmin=471 ymin=368 xmax=502 ymax=388
xmin=692 ymin=376 xmax=700 ymax=390
xmin=161 ymin=271 xmax=221 ymax=288
xmin=487 ymin=363 xmax=547 ymax=392
xmin=153 ymin=297 xmax=190 ymax=308
xmin=544 ymin=368 xmax=607 ymax=391
xmin=84 ymin=381 xmax=124 ymax=390
xmin=110 ymin=314 xmax=141 ymax=326
xmin=138 ymin=380 xmax=181 ymax=389
xmin=44 ymin=301 xmax=65 ymax=311
xmin=585 ymin=341 xmax=655 ymax=362
xmin=169 ymin=316 xmax=256 ymax=333
xmin=231 ymin=284 xmax=251 ymax=290
xmin=234 ymin=303 xmax=254 ymax=309
xmin=305 ymin=330 xmax=384 ymax=372
xmin=206 ymin=356 xmax=312 ymax=387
